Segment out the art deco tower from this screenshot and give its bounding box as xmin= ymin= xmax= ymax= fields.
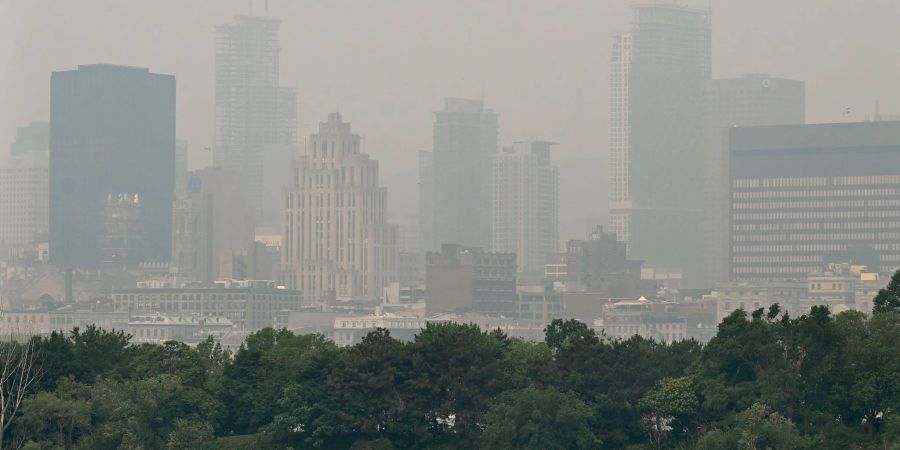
xmin=282 ymin=113 xmax=398 ymax=302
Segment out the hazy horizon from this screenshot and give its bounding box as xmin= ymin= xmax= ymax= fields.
xmin=3 ymin=1 xmax=899 ymax=171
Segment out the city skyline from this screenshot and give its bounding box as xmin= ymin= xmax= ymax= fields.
xmin=2 ymin=0 xmax=898 ymax=176
xmin=4 ymin=3 xmax=900 ymax=446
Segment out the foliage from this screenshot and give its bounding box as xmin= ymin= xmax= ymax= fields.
xmin=695 ymin=403 xmax=809 ymax=450
xmin=483 ymin=385 xmax=599 ymax=449
xmin=8 ymin=269 xmax=900 ymax=449
xmin=638 ymin=376 xmax=699 ymax=448
xmin=874 ymin=268 xmax=900 ymax=313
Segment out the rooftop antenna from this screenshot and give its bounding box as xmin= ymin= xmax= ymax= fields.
xmin=265 ymin=0 xmax=269 ymax=17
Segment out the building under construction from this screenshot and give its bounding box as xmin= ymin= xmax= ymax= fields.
xmin=214 ymin=15 xmax=297 ymax=228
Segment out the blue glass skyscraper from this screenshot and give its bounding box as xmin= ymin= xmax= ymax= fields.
xmin=50 ymin=64 xmax=175 ymax=269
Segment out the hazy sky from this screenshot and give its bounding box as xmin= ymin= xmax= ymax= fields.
xmin=2 ymin=0 xmax=899 ymax=175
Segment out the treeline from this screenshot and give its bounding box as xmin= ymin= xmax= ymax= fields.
xmin=3 ymin=276 xmax=900 ymax=449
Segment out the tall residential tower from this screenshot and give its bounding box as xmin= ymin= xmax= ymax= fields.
xmin=608 ymin=4 xmax=711 ymax=286
xmin=491 ymin=141 xmax=559 ymax=275
xmin=421 ymin=98 xmax=498 ymax=252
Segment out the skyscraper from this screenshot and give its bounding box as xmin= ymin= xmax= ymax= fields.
xmin=1 ymin=122 xmax=49 ymax=247
xmin=422 ymin=98 xmax=498 ymax=253
xmin=608 ymin=5 xmax=711 ymax=286
xmin=702 ymin=74 xmax=805 ymax=285
xmin=608 ymin=32 xmax=632 ymax=246
xmin=730 ymin=121 xmax=900 ymax=280
xmin=214 ymin=15 xmax=297 ymax=227
xmin=282 ymin=113 xmax=398 ymax=303
xmin=491 ymin=141 xmax=559 ymax=275
xmin=50 ymin=64 xmax=175 ymax=269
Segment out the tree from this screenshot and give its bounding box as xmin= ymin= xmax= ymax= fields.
xmin=483 ymin=386 xmax=599 ymax=450
xmin=325 ymin=329 xmax=415 ymax=444
xmin=0 ymin=336 xmax=41 ymax=449
xmin=874 ymin=268 xmax=900 ymax=314
xmin=196 ymin=335 xmax=229 ymax=380
xmin=166 ymin=419 xmax=214 ymax=450
xmin=693 ymin=309 xmax=797 ymax=421
xmin=219 ymin=328 xmax=343 ymax=442
xmin=638 ymin=376 xmax=699 ymax=449
xmin=695 ymin=403 xmax=809 ymax=450
xmin=544 ymin=319 xmax=595 ymax=353
xmin=83 ymin=374 xmax=220 ymax=450
xmin=406 ymin=322 xmax=506 ymax=444
xmin=497 ymin=339 xmax=554 ymax=391
xmin=19 ymin=379 xmax=91 ymax=450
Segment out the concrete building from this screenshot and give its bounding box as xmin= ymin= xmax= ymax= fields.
xmin=125 ymin=314 xmax=233 ymax=344
xmin=608 ymin=4 xmax=711 ymax=286
xmin=804 ymin=263 xmax=882 ymax=314
xmin=597 ymin=298 xmax=688 ymax=344
xmin=1 ymin=122 xmax=49 ymax=248
xmin=398 ymin=251 xmax=424 ymax=290
xmin=282 ymin=113 xmax=399 ymax=303
xmin=331 ymin=312 xmax=545 ymax=346
xmin=50 ymin=64 xmax=175 ymax=269
xmin=556 ymin=226 xmax=648 ymax=297
xmin=701 ymin=74 xmax=806 ymax=286
xmin=707 ymin=281 xmax=807 ymax=322
xmin=708 ymin=264 xmax=882 ymax=321
xmin=730 ymin=121 xmax=900 ymax=280
xmin=425 ymin=244 xmax=516 ymax=316
xmin=516 ymin=287 xmax=563 ymax=323
xmin=332 ymin=314 xmax=430 ymax=346
xmin=422 ymin=98 xmax=498 ymax=252
xmin=112 ymin=280 xmax=300 ymax=332
xmin=0 ymin=311 xmax=50 ymax=335
xmin=171 ymin=168 xmax=253 ymax=283
xmin=491 ymin=141 xmax=559 ymax=275
xmin=231 ymin=241 xmax=281 ymax=282
xmin=214 ymin=15 xmax=297 ymax=227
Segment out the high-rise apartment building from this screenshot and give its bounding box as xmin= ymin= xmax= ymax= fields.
xmin=702 ymin=74 xmax=805 ymax=285
xmin=1 ymin=122 xmax=49 ymax=247
xmin=421 ymin=98 xmax=498 ymax=252
xmin=730 ymin=121 xmax=900 ymax=280
xmin=491 ymin=141 xmax=559 ymax=274
xmin=214 ymin=15 xmax=297 ymax=227
xmin=50 ymin=64 xmax=175 ymax=269
xmin=608 ymin=4 xmax=711 ymax=286
xmin=282 ymin=113 xmax=398 ymax=303
xmin=609 ymin=32 xmax=632 ymax=246
xmin=171 ymin=168 xmax=253 ymax=284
